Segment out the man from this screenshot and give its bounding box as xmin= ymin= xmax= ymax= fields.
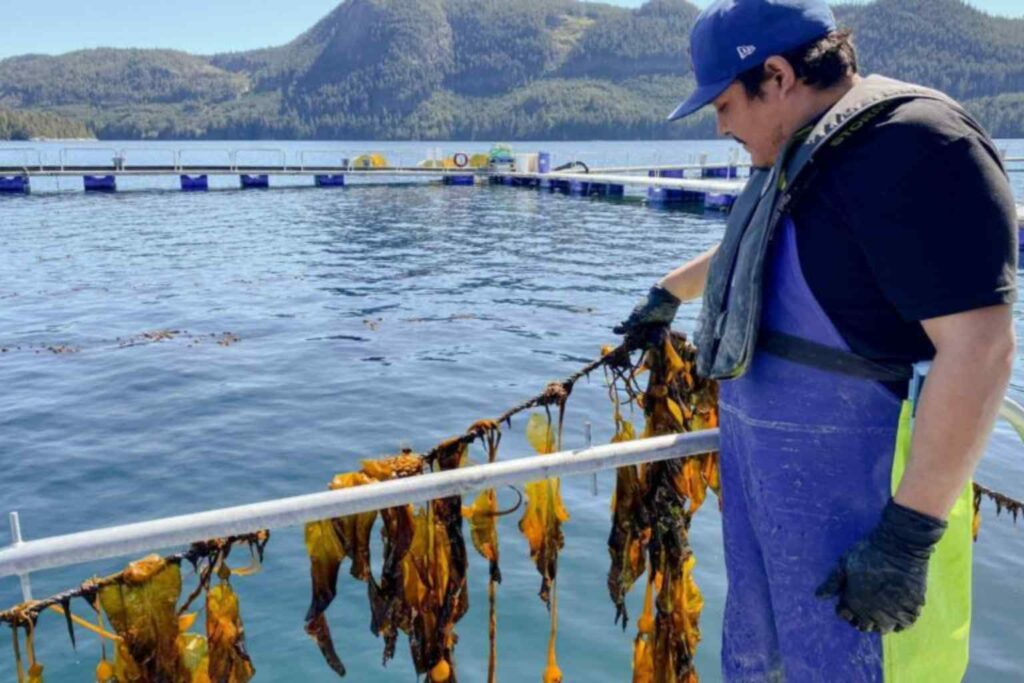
xmin=615 ymin=0 xmax=1017 ymax=680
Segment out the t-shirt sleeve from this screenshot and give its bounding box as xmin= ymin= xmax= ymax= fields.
xmin=834 ymin=133 xmax=1018 ymax=322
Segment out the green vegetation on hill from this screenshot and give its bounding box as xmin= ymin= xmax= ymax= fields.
xmin=2 ymin=0 xmax=1024 ymax=140
xmin=0 ymin=108 xmax=93 ymax=140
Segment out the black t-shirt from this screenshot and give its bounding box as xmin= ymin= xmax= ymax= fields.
xmin=788 ymin=96 xmax=1018 ymax=394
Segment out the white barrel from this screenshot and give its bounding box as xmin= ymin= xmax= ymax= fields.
xmin=514 ymin=153 xmax=538 ymax=173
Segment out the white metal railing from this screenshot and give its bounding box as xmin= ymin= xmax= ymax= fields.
xmin=0 ymin=430 xmax=721 ymax=588
xmin=2 ymin=397 xmax=1023 ymax=600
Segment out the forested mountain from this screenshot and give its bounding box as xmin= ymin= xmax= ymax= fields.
xmin=2 ymin=0 xmax=1024 ymax=140
xmin=0 ymin=108 xmax=93 ymax=140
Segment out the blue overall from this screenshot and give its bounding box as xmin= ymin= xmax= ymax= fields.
xmin=717 ymin=218 xmax=972 ymax=681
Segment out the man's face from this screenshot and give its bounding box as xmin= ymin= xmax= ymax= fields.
xmin=711 ymin=81 xmax=788 ymax=167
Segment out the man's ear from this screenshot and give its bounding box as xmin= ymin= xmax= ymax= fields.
xmin=762 ymin=56 xmax=798 ymax=97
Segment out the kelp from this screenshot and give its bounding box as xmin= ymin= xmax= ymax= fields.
xmin=206 ymin=578 xmax=255 ymax=683
xmin=403 ymin=440 xmax=470 ymax=681
xmin=519 ymin=413 xmax=570 ymax=607
xmin=0 ymin=534 xmax=265 ymax=683
xmin=972 ymin=482 xmax=1024 ymax=542
xmin=303 ymin=470 xmax=377 ymax=676
xmin=462 ymin=419 xmax=504 ymax=683
xmin=305 ymin=453 xmax=420 ymax=675
xmin=605 ymin=330 xmax=719 ymax=683
xmin=519 ymin=411 xmax=570 ymax=683
xmin=98 ymin=556 xmax=188 ymax=682
xmin=305 ymin=446 xmax=471 ymax=681
xmin=93 ymin=553 xmax=256 ymax=683
xmin=605 ymin=348 xmax=649 ymax=629
xmin=7 ymin=610 xmax=43 ymax=683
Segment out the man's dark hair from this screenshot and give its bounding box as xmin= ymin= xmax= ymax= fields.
xmin=737 ymin=29 xmax=858 ymax=98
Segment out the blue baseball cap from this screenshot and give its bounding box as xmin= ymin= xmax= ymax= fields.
xmin=668 ymin=0 xmax=837 ymax=121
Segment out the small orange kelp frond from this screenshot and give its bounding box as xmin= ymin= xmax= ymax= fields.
xmin=360 ymin=451 xmax=424 ymax=481
xmin=465 ymin=487 xmax=502 ymax=682
xmin=206 ymin=580 xmax=255 ymax=683
xmin=464 ymin=489 xmax=502 ymax=583
xmin=631 ymin=575 xmax=657 ymax=683
xmin=465 ymin=418 xmax=504 ymax=683
xmin=539 ymin=566 xmax=565 ymax=683
xmin=526 ymin=412 xmax=557 ymax=455
xmin=520 ymin=413 xmax=570 ymax=608
xmin=7 ymin=607 xmax=43 ymax=683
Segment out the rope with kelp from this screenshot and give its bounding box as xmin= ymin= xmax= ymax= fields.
xmin=0 ymin=532 xmax=268 ymax=682
xmin=2 ymin=331 xmax=1021 ymax=683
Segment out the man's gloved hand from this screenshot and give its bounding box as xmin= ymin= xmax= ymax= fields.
xmin=816 ymin=498 xmax=947 ymax=634
xmin=613 ymin=285 xmax=681 ymax=341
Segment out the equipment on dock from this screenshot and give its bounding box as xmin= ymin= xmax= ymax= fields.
xmin=352 ymin=153 xmax=387 ymax=169
xmin=488 ymin=144 xmax=515 ymax=173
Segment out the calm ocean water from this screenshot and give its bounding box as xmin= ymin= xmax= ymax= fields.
xmin=1 ymin=139 xmax=1022 ymax=682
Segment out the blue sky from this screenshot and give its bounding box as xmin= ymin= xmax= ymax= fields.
xmin=0 ymin=0 xmax=1020 ymax=60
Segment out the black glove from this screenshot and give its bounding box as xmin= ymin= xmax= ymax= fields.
xmin=816 ymin=498 xmax=946 ymax=634
xmin=613 ymin=285 xmax=681 ymax=339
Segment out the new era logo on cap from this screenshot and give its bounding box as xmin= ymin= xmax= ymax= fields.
xmin=667 ymin=0 xmax=837 ymax=121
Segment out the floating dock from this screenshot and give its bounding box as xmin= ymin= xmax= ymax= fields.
xmin=0 ymin=147 xmax=1021 ymax=228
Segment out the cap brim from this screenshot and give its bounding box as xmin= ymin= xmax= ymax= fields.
xmin=666 ymin=76 xmax=734 ymax=121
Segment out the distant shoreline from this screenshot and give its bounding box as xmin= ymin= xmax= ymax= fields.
xmin=28 ymin=137 xmax=99 ymax=142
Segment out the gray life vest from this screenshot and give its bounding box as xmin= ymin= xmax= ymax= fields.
xmin=694 ymin=75 xmax=970 ymax=381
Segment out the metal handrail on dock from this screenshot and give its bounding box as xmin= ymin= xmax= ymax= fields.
xmin=588 ymin=162 xmax=752 ymax=174
xmin=0 ymin=431 xmax=719 ymax=581
xmin=511 ymin=170 xmax=746 ymax=195
xmin=0 ymin=164 xmax=492 ymax=177
xmin=4 ymin=395 xmax=1024 ymax=587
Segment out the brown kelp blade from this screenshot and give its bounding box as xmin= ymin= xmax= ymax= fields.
xmin=368 ymin=503 xmax=416 ymax=664
xmin=305 ymin=613 xmax=346 ymax=677
xmin=304 ymin=519 xmax=345 ymax=626
xmin=401 ymin=506 xmax=457 ymax=679
xmin=464 ymin=489 xmax=502 ymax=583
xmin=98 ymin=555 xmax=186 ymax=682
xmin=303 ymin=519 xmax=347 ymax=676
xmin=520 ymin=413 xmax=570 ymax=607
xmin=402 ymin=441 xmax=469 ymax=682
xmin=328 ymin=473 xmax=377 ymax=581
xmin=606 ymin=332 xmax=716 ymax=683
xmin=608 ymin=463 xmax=649 ymax=628
xmin=303 ymin=470 xmax=379 ymax=675
xmin=207 ymin=581 xmax=255 ymax=683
